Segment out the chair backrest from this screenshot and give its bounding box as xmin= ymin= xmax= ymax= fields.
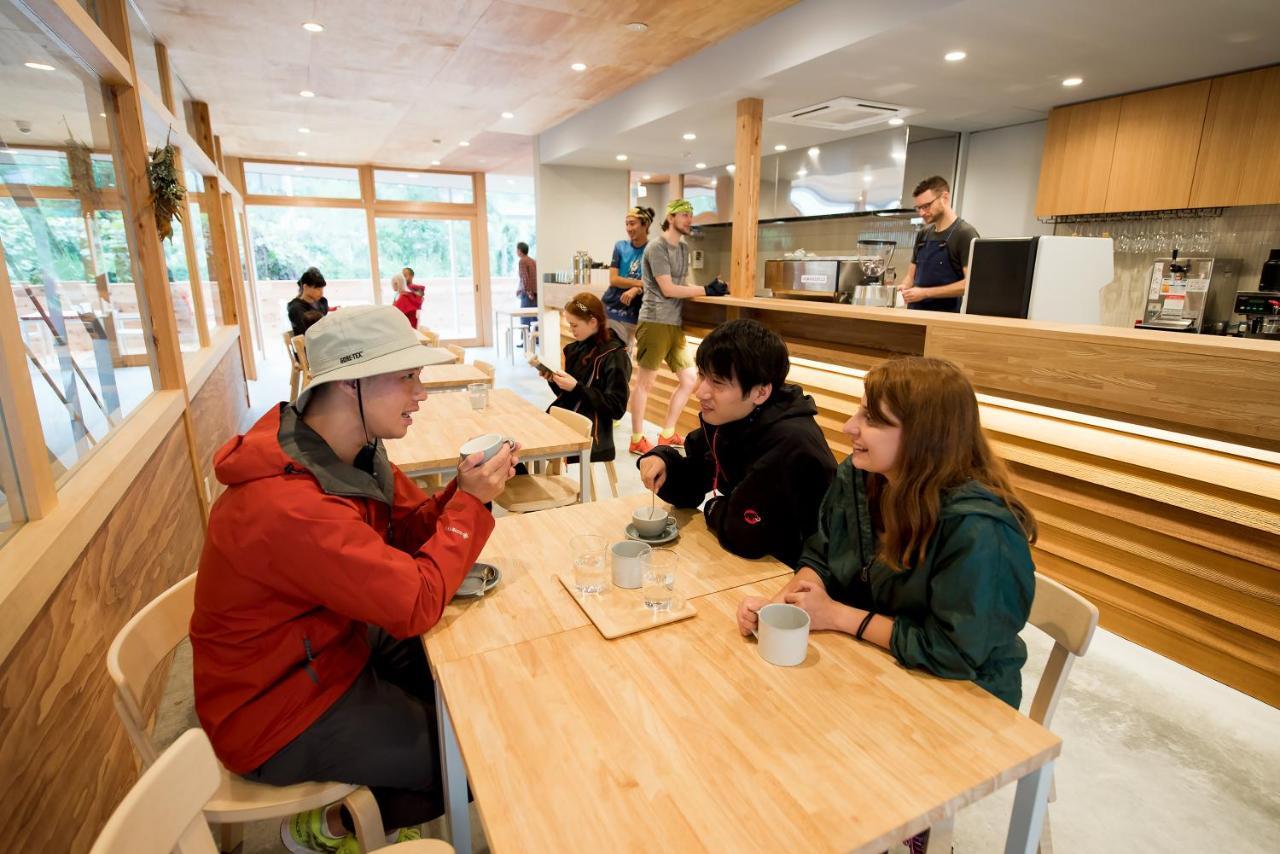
xmin=421 ymin=328 xmax=441 ymax=346
xmin=292 ymin=335 xmax=311 ymax=382
xmin=548 ymin=406 xmax=592 ymax=441
xmin=89 ymin=729 xmax=221 ymax=854
xmin=282 ymin=331 xmax=300 ymax=368
xmin=106 ymin=573 xmax=198 ymax=766
xmin=1026 ymin=573 xmax=1099 ymax=729
xmin=475 ymin=360 xmax=495 ymax=380
xmin=445 ymin=343 xmax=465 ymax=363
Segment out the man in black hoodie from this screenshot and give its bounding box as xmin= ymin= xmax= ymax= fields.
xmin=638 ymin=319 xmax=836 ymax=567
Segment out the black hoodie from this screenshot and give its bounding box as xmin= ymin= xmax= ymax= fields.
xmin=547 ymin=329 xmax=631 ymax=462
xmin=643 ymin=384 xmax=836 ymax=567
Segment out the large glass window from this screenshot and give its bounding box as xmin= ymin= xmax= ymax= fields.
xmin=244 ymin=162 xmax=361 ymax=199
xmin=186 ymin=171 xmax=223 ymax=330
xmin=375 ymin=217 xmax=475 ymax=340
xmin=0 ymin=404 xmax=21 ymax=546
xmin=246 ymin=205 xmax=372 ymax=336
xmin=486 ymin=174 xmax=536 ymax=321
xmin=374 ymin=170 xmax=473 ymax=204
xmin=0 ymin=2 xmax=158 ymax=484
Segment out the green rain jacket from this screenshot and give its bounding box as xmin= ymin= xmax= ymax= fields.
xmin=798 ymin=459 xmax=1035 ymax=707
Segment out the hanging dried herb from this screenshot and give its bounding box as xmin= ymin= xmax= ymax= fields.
xmin=65 ymin=136 xmax=102 ymax=210
xmin=148 ymin=140 xmax=185 ymax=242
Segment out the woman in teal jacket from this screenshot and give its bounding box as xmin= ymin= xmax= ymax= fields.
xmin=737 ymin=356 xmax=1037 ymax=709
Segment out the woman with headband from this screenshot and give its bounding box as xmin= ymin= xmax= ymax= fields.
xmin=603 ymin=205 xmax=655 ymax=350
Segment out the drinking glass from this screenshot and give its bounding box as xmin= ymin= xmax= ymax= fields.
xmin=571 ymin=534 xmax=608 ymax=594
xmin=468 ymin=382 xmax=489 ymax=410
xmin=642 ymin=549 xmax=678 ymax=611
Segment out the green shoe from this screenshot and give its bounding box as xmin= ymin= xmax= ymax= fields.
xmin=280 ymin=807 xmax=360 ymax=854
xmin=391 ymin=826 xmax=423 ymax=844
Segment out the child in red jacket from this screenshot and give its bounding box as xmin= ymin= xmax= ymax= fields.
xmin=191 ymin=305 xmax=517 ymax=850
xmin=392 ymin=265 xmax=426 ymax=328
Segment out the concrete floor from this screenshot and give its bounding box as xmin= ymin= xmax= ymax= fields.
xmin=154 ymin=339 xmax=1280 ymax=853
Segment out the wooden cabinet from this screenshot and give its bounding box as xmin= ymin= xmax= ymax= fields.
xmin=1190 ymin=65 xmax=1280 ymax=208
xmin=1035 ymin=98 xmax=1121 ymax=217
xmin=1104 ymin=80 xmax=1212 ymax=213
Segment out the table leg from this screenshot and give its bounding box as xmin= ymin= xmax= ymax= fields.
xmin=435 ymin=690 xmax=471 ymax=854
xmin=1004 ymin=760 xmax=1053 ymax=854
xmin=579 ymin=447 xmax=593 ymax=503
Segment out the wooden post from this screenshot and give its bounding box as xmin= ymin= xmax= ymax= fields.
xmin=154 ymin=41 xmax=174 ymax=112
xmin=221 ymin=192 xmax=257 ymax=380
xmin=202 ymin=177 xmax=238 ymax=326
xmin=360 ymin=166 xmax=382 ymax=304
xmin=174 ymin=148 xmax=211 ymax=348
xmin=213 ymin=135 xmax=225 ymax=174
xmin=189 ymin=100 xmax=216 ymax=163
xmin=729 ymin=97 xmax=763 ymax=299
xmin=473 ymin=173 xmax=493 ymax=346
xmin=671 ymin=173 xmax=684 ymax=200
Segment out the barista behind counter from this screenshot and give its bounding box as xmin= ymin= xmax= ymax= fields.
xmin=900 ymin=175 xmax=979 ymax=312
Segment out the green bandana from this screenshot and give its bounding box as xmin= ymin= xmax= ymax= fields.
xmin=666 ymin=198 xmax=694 ymax=215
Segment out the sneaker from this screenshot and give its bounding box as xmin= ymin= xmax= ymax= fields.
xmin=388 ymin=826 xmax=424 ymax=844
xmin=629 ymin=436 xmax=654 ymax=455
xmin=656 ymin=432 xmax=684 ymax=448
xmin=281 ymin=808 xmax=360 ymax=854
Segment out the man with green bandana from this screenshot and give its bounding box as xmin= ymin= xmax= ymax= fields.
xmin=628 ymin=198 xmax=728 ymax=455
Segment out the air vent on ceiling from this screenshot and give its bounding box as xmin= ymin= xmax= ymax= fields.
xmin=770 ymin=97 xmax=909 ymax=131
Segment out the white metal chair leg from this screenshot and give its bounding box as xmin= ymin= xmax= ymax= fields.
xmin=435 ymin=692 xmax=470 ymax=854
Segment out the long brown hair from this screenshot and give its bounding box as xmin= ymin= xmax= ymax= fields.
xmin=565 ymin=291 xmax=610 ymax=345
xmin=862 ymin=356 xmax=1036 ymax=570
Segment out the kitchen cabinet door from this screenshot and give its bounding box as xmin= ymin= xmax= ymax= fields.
xmin=1104 ymin=80 xmax=1211 ymax=213
xmin=1190 ymin=65 xmax=1280 ymax=208
xmin=1035 ymin=98 xmax=1121 ymax=217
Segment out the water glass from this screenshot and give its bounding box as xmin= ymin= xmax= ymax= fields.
xmin=468 ymin=382 xmax=489 ymax=410
xmin=642 ymin=549 xmax=678 ymax=611
xmin=571 ymin=534 xmax=608 ymax=594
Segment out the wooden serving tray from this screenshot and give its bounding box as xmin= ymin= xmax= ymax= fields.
xmin=556 ymin=575 xmax=696 ymax=639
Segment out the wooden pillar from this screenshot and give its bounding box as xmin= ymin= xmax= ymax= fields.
xmin=728 ymin=97 xmax=763 ymax=299
xmin=189 ymin=100 xmax=216 ymax=162
xmin=213 ymin=135 xmax=225 ymax=174
xmin=221 ymin=192 xmax=257 ymax=380
xmin=474 ymin=173 xmax=493 ymax=346
xmin=359 ymin=166 xmax=382 ymax=304
xmin=671 ymin=173 xmax=684 ymax=200
xmin=155 ymin=42 xmax=175 ymax=112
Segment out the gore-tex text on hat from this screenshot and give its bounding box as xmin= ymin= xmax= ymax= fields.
xmin=339 ymin=351 xmax=364 ymax=364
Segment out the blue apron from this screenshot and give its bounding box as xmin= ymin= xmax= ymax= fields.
xmin=911 ymin=225 xmax=963 ymax=312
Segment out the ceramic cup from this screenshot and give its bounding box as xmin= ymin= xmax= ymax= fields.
xmin=631 ymin=505 xmax=671 ymax=538
xmin=610 ymin=540 xmax=652 ymax=589
xmin=752 ymin=603 xmax=810 ymax=667
xmin=459 ymin=433 xmax=514 ymax=463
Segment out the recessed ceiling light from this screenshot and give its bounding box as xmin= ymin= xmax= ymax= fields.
xmin=507 ymin=179 xmax=515 ymax=185
xmin=431 ymin=160 xmax=441 ymax=166
xmin=294 ymin=166 xmax=303 ymax=171
xmin=616 ymin=154 xmax=628 ymax=161
xmin=641 ymin=174 xmax=651 ymax=179
xmin=682 ymin=132 xmax=697 ymax=141
xmin=710 ymin=179 xmax=717 ymax=187
xmin=808 ymin=147 xmax=820 ymax=157
xmin=459 ymin=140 xmax=470 ymax=146
xmin=797 ymin=168 xmax=808 ymax=177
xmin=99 ymin=112 xmax=107 ymax=117
xmin=501 ymin=111 xmax=515 ymax=119
xmin=1062 ymin=77 xmax=1084 ymax=87
xmin=24 ymin=61 xmax=55 ymax=71
xmin=298 ymin=127 xmax=310 ymax=133
xmin=625 ymin=22 xmax=648 ymax=33
xmin=299 ymin=89 xmax=315 ymax=97
xmin=570 ymin=62 xmax=587 ymax=72
xmin=774 ymin=144 xmax=787 ymax=151
xmin=944 ymin=50 xmax=967 ymax=62
xmin=695 ymin=162 xmax=707 ymax=169
xmin=888 ymin=117 xmax=905 ymax=126
xmin=297 ymin=151 xmax=307 ymax=157
xmin=726 ymin=164 xmax=736 ymax=174
xmin=863 ymin=174 xmax=873 ymax=183
xmin=302 ymin=22 xmax=324 ymax=32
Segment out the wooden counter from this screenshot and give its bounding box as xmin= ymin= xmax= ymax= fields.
xmin=624 ymin=298 xmax=1280 ymax=707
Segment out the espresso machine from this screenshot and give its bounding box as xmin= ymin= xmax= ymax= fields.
xmin=1135 ymin=251 xmax=1238 ymax=333
xmin=1232 ymin=249 xmax=1280 ymax=339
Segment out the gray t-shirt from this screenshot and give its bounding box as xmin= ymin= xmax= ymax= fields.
xmin=639 ymin=236 xmax=690 ymax=325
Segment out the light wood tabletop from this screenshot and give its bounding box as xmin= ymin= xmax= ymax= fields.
xmin=436 ymin=578 xmax=1062 ymax=854
xmin=385 ymin=389 xmax=588 ymax=476
xmin=418 ymin=363 xmax=490 ymax=392
xmin=422 ymin=494 xmax=792 ymax=666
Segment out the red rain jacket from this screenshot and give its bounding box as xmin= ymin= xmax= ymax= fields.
xmin=190 ymin=404 xmax=492 ymax=774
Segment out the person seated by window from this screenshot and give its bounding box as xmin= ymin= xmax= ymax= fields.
xmin=638 ymin=318 xmax=835 ymax=567
xmin=393 ymin=266 xmax=425 ymax=328
xmin=287 ymin=267 xmax=329 ymax=336
xmin=738 ymin=355 xmax=1037 ymax=706
xmin=190 ymin=305 xmax=518 ymax=851
xmin=532 ymin=292 xmax=631 ymax=465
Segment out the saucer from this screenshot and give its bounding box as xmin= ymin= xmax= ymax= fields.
xmin=453 ymin=562 xmax=501 ymax=598
xmin=625 ymin=521 xmax=679 ymax=544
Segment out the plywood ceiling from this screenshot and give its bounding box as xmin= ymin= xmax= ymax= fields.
xmin=134 ymin=0 xmax=801 ymax=174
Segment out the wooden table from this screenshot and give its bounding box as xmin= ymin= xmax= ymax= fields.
xmin=434 ymin=579 xmax=1061 ymax=854
xmin=494 ymin=307 xmax=540 ymax=364
xmin=423 ymin=494 xmax=792 ymax=665
xmin=386 ymin=388 xmax=594 ymax=501
xmin=418 ymin=363 xmax=490 ymax=393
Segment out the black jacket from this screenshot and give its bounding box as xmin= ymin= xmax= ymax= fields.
xmin=287 ymin=296 xmax=328 ymax=336
xmin=643 ymin=384 xmax=836 ymax=567
xmin=547 ymin=330 xmax=631 ymax=462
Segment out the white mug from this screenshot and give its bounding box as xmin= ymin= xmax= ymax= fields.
xmin=752 ymin=603 xmax=810 ymax=667
xmin=610 ymin=540 xmax=652 ymax=589
xmin=459 ymin=433 xmax=514 ymax=463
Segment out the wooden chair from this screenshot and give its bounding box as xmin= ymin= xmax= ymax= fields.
xmin=474 ymin=360 xmax=495 ymax=383
xmin=598 ymin=459 xmax=619 ymax=498
xmin=90 ymin=728 xmax=453 ymax=854
xmin=444 ymin=344 xmax=465 ymax=364
xmin=926 ymin=572 xmax=1099 ymax=854
xmin=494 ymin=408 xmax=591 ymax=512
xmin=284 ymin=331 xmax=303 ymax=402
xmin=420 ymin=328 xmax=441 ymax=347
xmin=292 ymin=334 xmax=312 ymax=388
xmin=106 ymin=574 xmax=387 ymax=853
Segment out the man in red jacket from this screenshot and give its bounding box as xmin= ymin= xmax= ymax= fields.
xmin=190 ymin=305 xmax=516 ymax=852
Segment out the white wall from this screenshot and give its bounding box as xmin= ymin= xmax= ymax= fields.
xmin=534 ymin=161 xmax=631 ymax=276
xmin=957 ymin=121 xmax=1054 ymax=239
